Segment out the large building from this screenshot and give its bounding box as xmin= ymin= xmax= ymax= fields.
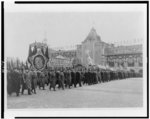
xmin=104 ymin=45 xmax=143 ymax=73
xmin=47 ymin=27 xmax=143 ymax=72
xmin=77 ymin=27 xmax=110 ymax=67
xmin=76 ymin=27 xmax=143 ymax=73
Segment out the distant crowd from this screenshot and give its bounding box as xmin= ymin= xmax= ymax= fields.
xmin=7 ymin=66 xmax=142 ymax=97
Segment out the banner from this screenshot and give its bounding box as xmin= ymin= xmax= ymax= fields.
xmin=27 ymin=42 xmax=49 ymax=71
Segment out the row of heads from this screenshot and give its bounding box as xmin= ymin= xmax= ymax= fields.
xmin=8 ymin=66 xmax=129 ymax=73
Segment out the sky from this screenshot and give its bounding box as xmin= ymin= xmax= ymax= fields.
xmin=5 ymin=4 xmax=146 ymax=61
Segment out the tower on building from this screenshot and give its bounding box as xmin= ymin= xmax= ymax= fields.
xmin=84 ymin=27 xmax=101 ymax=43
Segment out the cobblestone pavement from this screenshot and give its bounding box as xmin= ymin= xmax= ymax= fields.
xmin=7 ymin=78 xmax=143 ymax=108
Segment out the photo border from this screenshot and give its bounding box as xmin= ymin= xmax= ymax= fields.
xmin=1 ymin=1 xmax=4 ymax=119
xmin=1 ymin=1 xmax=149 ymax=118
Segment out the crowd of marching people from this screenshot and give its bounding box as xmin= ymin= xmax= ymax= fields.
xmin=7 ymin=66 xmax=142 ymax=97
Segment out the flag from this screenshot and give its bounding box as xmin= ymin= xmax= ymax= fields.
xmin=33 ymin=45 xmax=37 ymax=55
xmin=16 ymin=58 xmax=19 ymax=69
xmin=45 ymin=46 xmax=49 ymax=59
xmin=28 ymin=45 xmax=32 ymax=64
xmin=10 ymin=59 xmax=14 ymax=69
xmin=28 ymin=45 xmax=32 ymax=57
xmin=26 ymin=61 xmax=28 ymax=69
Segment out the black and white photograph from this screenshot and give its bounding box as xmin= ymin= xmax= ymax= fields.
xmin=3 ymin=1 xmax=148 ymax=118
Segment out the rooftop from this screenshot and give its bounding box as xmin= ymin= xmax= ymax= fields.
xmin=83 ymin=27 xmax=101 ymax=43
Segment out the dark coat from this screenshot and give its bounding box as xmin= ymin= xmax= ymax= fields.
xmin=76 ymin=71 xmax=82 ymax=87
xmin=59 ymin=72 xmax=65 ymax=90
xmin=7 ymin=70 xmax=21 ymax=96
xmin=31 ymin=71 xmax=37 ymax=93
xmin=65 ymin=71 xmax=72 ymax=88
xmin=71 ymin=71 xmax=77 ymax=87
xmin=49 ymin=71 xmax=56 ymax=91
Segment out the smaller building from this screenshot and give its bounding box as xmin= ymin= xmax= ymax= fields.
xmin=49 ymin=49 xmax=77 ymax=60
xmin=48 ymin=49 xmax=78 ymax=67
xmin=48 ymin=55 xmax=72 ymax=68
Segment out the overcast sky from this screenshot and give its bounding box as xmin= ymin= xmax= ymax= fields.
xmin=5 ymin=4 xmax=146 ymax=61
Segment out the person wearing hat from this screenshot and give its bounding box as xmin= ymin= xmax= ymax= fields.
xmin=38 ymin=71 xmax=45 ymax=90
xmin=71 ymin=69 xmax=77 ymax=88
xmin=21 ymin=68 xmax=32 ymax=95
xmin=64 ymin=69 xmax=72 ymax=89
xmin=31 ymin=70 xmax=37 ymax=94
xmin=59 ymin=70 xmax=65 ymax=90
xmin=49 ymin=69 xmax=57 ymax=91
xmin=76 ymin=69 xmax=82 ymax=87
xmin=7 ymin=68 xmax=21 ymax=96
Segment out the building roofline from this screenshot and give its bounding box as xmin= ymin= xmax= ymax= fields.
xmin=103 ymin=52 xmax=142 ymax=56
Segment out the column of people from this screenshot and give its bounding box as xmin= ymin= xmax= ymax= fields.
xmin=7 ymin=66 xmax=142 ymax=96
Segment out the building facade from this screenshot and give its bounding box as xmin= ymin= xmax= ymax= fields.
xmin=77 ymin=27 xmax=109 ymax=67
xmin=76 ymin=27 xmax=143 ymax=73
xmin=48 ymin=55 xmax=72 ymax=68
xmin=47 ymin=27 xmax=143 ymax=72
xmin=105 ymin=45 xmax=143 ymax=73
xmin=48 ymin=49 xmax=77 ymax=67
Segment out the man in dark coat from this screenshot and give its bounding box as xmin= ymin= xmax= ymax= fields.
xmin=89 ymin=70 xmax=92 ymax=84
xmin=96 ymin=70 xmax=101 ymax=83
xmin=65 ymin=70 xmax=72 ymax=89
xmin=93 ymin=70 xmax=98 ymax=84
xmin=83 ymin=70 xmax=88 ymax=85
xmin=80 ymin=69 xmax=85 ymax=85
xmin=76 ymin=70 xmax=82 ymax=87
xmin=107 ymin=70 xmax=111 ymax=82
xmin=102 ymin=70 xmax=106 ymax=82
xmin=21 ymin=69 xmax=32 ymax=95
xmin=118 ymin=71 xmax=122 ymax=80
xmin=101 ymin=70 xmax=105 ymax=83
xmin=63 ymin=70 xmax=68 ymax=88
xmin=58 ymin=71 xmax=65 ymax=90
xmin=44 ymin=71 xmax=49 ymax=86
xmin=7 ymin=69 xmax=12 ymax=95
xmin=110 ymin=71 xmax=114 ymax=81
xmin=38 ymin=71 xmax=45 ymax=90
xmin=31 ymin=71 xmax=37 ymax=94
xmin=7 ymin=69 xmax=21 ymax=96
xmin=49 ymin=70 xmax=57 ymax=91
xmin=71 ymin=69 xmax=77 ymax=88
xmin=87 ymin=70 xmax=91 ymax=85
xmin=116 ymin=71 xmax=119 ymax=80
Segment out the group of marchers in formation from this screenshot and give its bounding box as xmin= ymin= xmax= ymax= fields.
xmin=7 ymin=67 xmax=142 ymax=96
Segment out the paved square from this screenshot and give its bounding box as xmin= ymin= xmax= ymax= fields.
xmin=7 ymin=78 xmax=143 ymax=108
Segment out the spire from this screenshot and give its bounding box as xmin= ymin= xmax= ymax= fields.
xmin=88 ymin=27 xmax=97 ymax=39
xmin=90 ymin=27 xmax=96 ymax=35
xmin=83 ymin=27 xmax=101 ymax=43
xmin=43 ymin=31 xmax=47 ymax=44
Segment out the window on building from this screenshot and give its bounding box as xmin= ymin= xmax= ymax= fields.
xmin=138 ymin=57 xmax=143 ymax=67
xmin=128 ymin=58 xmax=134 ymax=67
xmin=139 ymin=62 xmax=143 ymax=67
xmin=128 ymin=62 xmax=134 ymax=67
xmin=109 ymin=61 xmax=114 ymax=67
